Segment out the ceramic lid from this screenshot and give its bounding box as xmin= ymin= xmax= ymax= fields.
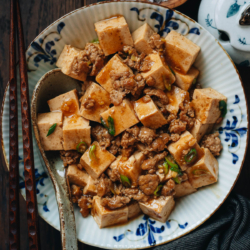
xmin=215 ymin=0 xmax=250 ymax=52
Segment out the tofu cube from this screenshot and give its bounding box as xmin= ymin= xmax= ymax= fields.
xmin=165 ymin=30 xmax=201 ymax=74
xmin=37 ymin=112 xmax=63 ymax=151
xmin=141 ymin=53 xmax=175 ymax=90
xmin=118 ymin=151 xmax=146 ymax=186
xmin=67 ymin=164 xmax=89 ymax=188
xmin=186 ymin=148 xmax=219 ymax=189
xmin=128 ymin=201 xmax=142 ymax=219
xmin=174 ymin=181 xmax=197 ymax=198
xmin=79 ymin=82 xmax=111 ymax=122
xmin=168 ymin=131 xmax=204 ymax=171
xmin=63 ymin=116 xmax=91 ymax=150
xmin=189 ymin=119 xmax=214 ymax=142
xmin=139 ymin=196 xmax=175 ymax=223
xmin=94 ymin=16 xmax=133 ymax=56
xmin=56 ymin=45 xmax=88 ymax=81
xmin=101 ymin=99 xmax=139 ymax=136
xmin=92 ymin=196 xmax=128 ymax=228
xmin=83 ymin=176 xmax=97 ymax=195
xmin=132 ymin=23 xmax=155 ymax=55
xmin=47 ymin=89 xmax=80 ymax=116
xmin=166 ymin=86 xmax=190 ymax=115
xmin=80 ymin=141 xmax=116 ymax=179
xmin=174 ymin=67 xmax=200 ymax=91
xmin=96 ymin=54 xmax=133 ymax=93
xmin=134 ymin=96 xmax=167 ymax=129
xmin=192 ymin=88 xmax=227 ymax=124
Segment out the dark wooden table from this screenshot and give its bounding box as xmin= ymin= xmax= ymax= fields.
xmin=0 ymin=0 xmax=249 ymax=249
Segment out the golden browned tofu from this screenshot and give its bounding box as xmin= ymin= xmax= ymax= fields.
xmin=165 ymin=31 xmax=200 ymax=74
xmin=128 ymin=201 xmax=142 ymax=219
xmin=79 ymin=82 xmax=111 ymax=122
xmin=92 ymin=196 xmax=128 ymax=228
xmin=186 ymin=148 xmax=219 ymax=189
xmin=94 ymin=16 xmax=133 ymax=56
xmin=83 ymin=176 xmax=97 ymax=195
xmin=101 ymin=99 xmax=139 ymax=136
xmin=174 ymin=180 xmax=197 ymax=198
xmin=96 ymin=54 xmax=133 ymax=93
xmin=189 ymin=119 xmax=214 ymax=142
xmin=56 ymin=45 xmax=88 ymax=81
xmin=67 ymin=164 xmax=89 ymax=188
xmin=63 ymin=116 xmax=91 ymax=150
xmin=139 ymin=196 xmax=175 ymax=223
xmin=47 ymin=89 xmax=80 ymax=116
xmin=168 ymin=131 xmax=204 ymax=171
xmin=192 ymin=88 xmax=227 ymax=124
xmin=132 ymin=23 xmax=155 ymax=55
xmin=134 ymin=96 xmax=167 ymax=129
xmin=141 ymin=53 xmax=175 ymax=90
xmin=37 ymin=112 xmax=63 ymax=151
xmin=166 ymin=86 xmax=189 ymax=115
xmin=80 ymin=141 xmax=116 ymax=179
xmin=174 ymin=67 xmax=200 ymax=91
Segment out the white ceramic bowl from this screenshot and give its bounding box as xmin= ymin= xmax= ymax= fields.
xmin=1 ymin=1 xmax=249 ymax=249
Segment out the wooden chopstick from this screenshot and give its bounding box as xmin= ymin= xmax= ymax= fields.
xmin=9 ymin=0 xmax=20 ymax=249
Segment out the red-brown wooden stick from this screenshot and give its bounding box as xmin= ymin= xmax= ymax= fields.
xmin=9 ymin=0 xmax=20 ymax=249
xmin=16 ymin=0 xmax=40 ymax=249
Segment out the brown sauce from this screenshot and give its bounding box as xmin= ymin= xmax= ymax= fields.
xmin=61 ymin=99 xmax=78 ymax=117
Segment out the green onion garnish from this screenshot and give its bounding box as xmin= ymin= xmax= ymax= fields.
xmin=184 ymin=148 xmax=197 ymax=163
xmin=120 ymin=175 xmax=131 ymax=188
xmin=163 ymin=162 xmax=169 ymax=175
xmin=101 ymin=116 xmax=115 ymax=136
xmin=165 ymin=156 xmax=182 ymax=175
xmin=219 ymin=100 xmax=227 ymax=118
xmin=168 ymin=65 xmax=175 ymax=76
xmin=46 ymin=123 xmax=57 ymax=137
xmin=76 ymin=141 xmax=87 ymax=154
xmin=173 ymin=177 xmax=180 ymax=184
xmin=193 ymin=78 xmax=197 ymax=85
xmin=89 ymin=145 xmax=96 ymax=161
xmin=154 ymin=185 xmax=163 ymax=196
xmin=91 ymin=38 xmax=99 ymax=44
xmin=192 ymin=169 xmax=210 ymax=176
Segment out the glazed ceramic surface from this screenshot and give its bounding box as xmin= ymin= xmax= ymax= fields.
xmin=198 ymin=0 xmax=250 ymax=66
xmin=1 ymin=2 xmax=248 ymax=249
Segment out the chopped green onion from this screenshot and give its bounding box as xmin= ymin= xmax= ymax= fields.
xmin=100 ymin=117 xmax=109 ymax=129
xmin=193 ymin=78 xmax=197 ymax=85
xmin=76 ymin=141 xmax=87 ymax=154
xmin=46 ymin=123 xmax=57 ymax=137
xmin=165 ymin=156 xmax=182 ymax=175
xmin=163 ymin=75 xmax=172 ymax=91
xmin=168 ymin=65 xmax=175 ymax=76
xmin=91 ymin=38 xmax=99 ymax=44
xmin=89 ymin=145 xmax=96 ymax=161
xmin=154 ymin=185 xmax=163 ymax=196
xmin=163 ymin=162 xmax=169 ymax=175
xmin=107 ymin=116 xmax=115 ymax=136
xmin=173 ymin=177 xmax=180 ymax=184
xmin=192 ymin=169 xmax=210 ymax=176
xmin=219 ymin=100 xmax=227 ymax=118
xmin=184 ymin=148 xmax=197 ymax=163
xmin=120 ymin=175 xmax=131 ymax=188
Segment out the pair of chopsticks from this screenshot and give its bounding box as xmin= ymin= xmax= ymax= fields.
xmin=9 ymin=0 xmax=40 ymax=249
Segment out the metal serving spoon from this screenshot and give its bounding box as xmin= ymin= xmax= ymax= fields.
xmin=31 ymin=68 xmax=81 ymax=250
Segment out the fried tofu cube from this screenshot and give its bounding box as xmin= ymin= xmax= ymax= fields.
xmin=186 ymin=148 xmax=219 ymax=189
xmin=63 ymin=116 xmax=91 ymax=150
xmin=67 ymin=164 xmax=89 ymax=188
xmin=174 ymin=181 xmax=197 ymax=198
xmin=94 ymin=16 xmax=133 ymax=56
xmin=141 ymin=53 xmax=175 ymax=90
xmin=83 ymin=176 xmax=97 ymax=195
xmin=118 ymin=151 xmax=146 ymax=186
xmin=96 ymin=54 xmax=133 ymax=93
xmin=132 ymin=23 xmax=155 ymax=55
xmin=37 ymin=112 xmax=63 ymax=151
xmin=80 ymin=141 xmax=116 ymax=179
xmin=92 ymin=196 xmax=128 ymax=228
xmin=174 ymin=67 xmax=200 ymax=91
xmin=47 ymin=89 xmax=80 ymax=116
xmin=128 ymin=201 xmax=142 ymax=219
xmin=189 ymin=119 xmax=214 ymax=142
xmin=192 ymin=88 xmax=227 ymax=124
xmin=168 ymin=131 xmax=204 ymax=171
xmin=166 ymin=86 xmax=190 ymax=115
xmin=139 ymin=196 xmax=175 ymax=223
xmin=165 ymin=31 xmax=201 ymax=74
xmin=101 ymin=99 xmax=139 ymax=136
xmin=79 ymin=82 xmax=111 ymax=122
xmin=56 ymin=45 xmax=88 ymax=81
xmin=134 ymin=96 xmax=167 ymax=129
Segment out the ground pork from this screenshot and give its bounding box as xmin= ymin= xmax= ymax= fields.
xmin=96 ymin=175 xmax=113 ymax=197
xmin=179 ymin=101 xmax=195 ymax=130
xmin=138 ymin=127 xmax=157 ymax=144
xmin=121 ymin=126 xmax=140 ymax=148
xmin=150 ymin=134 xmax=170 ymax=151
xmin=169 ymin=119 xmax=187 ymax=134
xmin=108 ymin=136 xmax=121 ymax=155
xmin=101 ymin=196 xmax=130 ymax=209
xmin=149 ymin=34 xmax=165 ymax=52
xmin=122 ymin=188 xmax=150 ymax=202
xmin=161 ymin=179 xmax=175 ymax=196
xmin=170 ymin=133 xmax=180 ymax=142
xmin=200 ymin=132 xmax=223 ymax=156
xmin=60 ymin=150 xmax=81 ymax=167
xmin=110 ymin=89 xmax=126 ymax=106
xmin=71 ymin=185 xmax=82 ymax=203
xmin=138 ymin=174 xmax=160 ymax=195
xmin=106 ymin=168 xmax=121 ymax=182
xmin=78 ymin=196 xmax=93 ymax=217
xmin=91 ymin=125 xmax=113 ymax=149
xmin=145 ymin=76 xmax=156 ymax=87
xmin=144 ymin=87 xmax=168 ymax=105
xmin=82 ymin=97 xmax=95 ymax=109
xmin=141 ymin=151 xmax=167 ymax=171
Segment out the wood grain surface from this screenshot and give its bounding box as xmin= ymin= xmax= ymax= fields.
xmin=0 ymin=0 xmax=249 ymax=250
